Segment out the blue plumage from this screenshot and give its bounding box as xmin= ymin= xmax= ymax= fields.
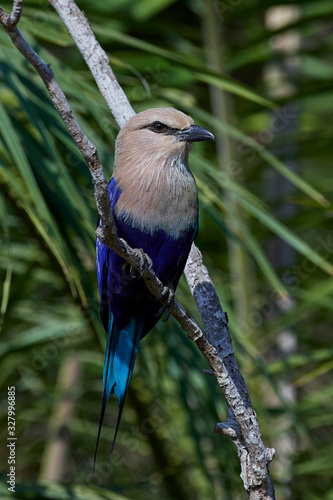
xmin=94 ymin=108 xmax=214 ymax=474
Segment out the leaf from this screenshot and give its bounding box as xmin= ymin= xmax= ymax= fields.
xmin=196 ymin=72 xmax=275 ymax=109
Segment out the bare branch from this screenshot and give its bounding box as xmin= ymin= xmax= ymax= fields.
xmin=215 ymin=408 xmax=243 ymax=440
xmin=185 ymin=244 xmax=234 ymax=358
xmin=0 ymin=0 xmax=23 ymax=29
xmin=185 ymin=240 xmax=276 ymax=498
xmin=48 ymin=0 xmax=135 ymax=128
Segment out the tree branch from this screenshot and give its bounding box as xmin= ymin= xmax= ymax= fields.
xmin=0 ymin=0 xmax=23 ymax=29
xmin=0 ymin=1 xmax=276 ymax=497
xmin=48 ymin=0 xmax=135 ymax=128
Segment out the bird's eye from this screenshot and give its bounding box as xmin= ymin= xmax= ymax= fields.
xmin=152 ymin=122 xmax=166 ymax=132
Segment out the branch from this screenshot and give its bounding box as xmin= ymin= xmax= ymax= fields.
xmin=0 ymin=1 xmax=275 ymax=497
xmin=185 ymin=246 xmax=276 ymax=498
xmin=0 ymin=0 xmax=23 ymax=29
xmin=48 ymin=0 xmax=135 ymax=128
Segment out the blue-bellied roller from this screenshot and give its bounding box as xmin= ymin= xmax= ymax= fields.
xmin=95 ymin=107 xmax=214 ymax=472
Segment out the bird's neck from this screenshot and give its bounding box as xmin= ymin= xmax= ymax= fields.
xmin=113 ymin=152 xmax=198 ymax=239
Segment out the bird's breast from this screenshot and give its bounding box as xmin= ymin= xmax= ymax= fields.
xmin=114 ymin=160 xmax=198 ymax=239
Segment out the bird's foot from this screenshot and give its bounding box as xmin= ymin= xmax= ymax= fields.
xmin=130 ymin=248 xmax=153 ymax=279
xmin=156 ymin=283 xmax=175 ymax=321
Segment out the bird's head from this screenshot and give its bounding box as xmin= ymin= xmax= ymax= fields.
xmin=114 ymin=107 xmax=214 ymax=170
xmin=113 ymin=108 xmax=214 ymax=234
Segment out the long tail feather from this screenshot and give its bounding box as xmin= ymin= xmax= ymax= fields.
xmin=93 ymin=311 xmax=115 ymax=476
xmin=105 ymin=318 xmax=143 ymax=476
xmin=93 ymin=312 xmax=142 ymax=476
xmin=106 ymin=399 xmax=125 ymax=476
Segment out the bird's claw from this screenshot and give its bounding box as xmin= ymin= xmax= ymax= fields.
xmin=156 ymin=284 xmax=175 ymax=321
xmin=130 ymin=248 xmax=153 ymax=279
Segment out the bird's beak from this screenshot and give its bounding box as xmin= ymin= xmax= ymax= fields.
xmin=175 ymin=124 xmax=215 ymax=142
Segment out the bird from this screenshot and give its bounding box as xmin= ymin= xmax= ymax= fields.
xmin=94 ymin=107 xmax=214 ymax=473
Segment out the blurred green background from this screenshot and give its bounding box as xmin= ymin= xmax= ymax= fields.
xmin=0 ymin=0 xmax=333 ymax=498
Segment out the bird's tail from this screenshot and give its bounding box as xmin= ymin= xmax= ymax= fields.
xmin=93 ymin=311 xmax=143 ymax=476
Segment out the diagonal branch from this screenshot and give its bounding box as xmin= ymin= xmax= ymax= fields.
xmin=0 ymin=1 xmax=276 ymax=497
xmin=48 ymin=0 xmax=135 ymax=128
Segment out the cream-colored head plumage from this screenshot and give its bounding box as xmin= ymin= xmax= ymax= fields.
xmin=114 ymin=108 xmax=194 ymax=168
xmin=113 ymin=108 xmax=211 ymax=238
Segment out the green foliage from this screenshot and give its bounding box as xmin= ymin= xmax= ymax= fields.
xmin=0 ymin=0 xmax=332 ymax=498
